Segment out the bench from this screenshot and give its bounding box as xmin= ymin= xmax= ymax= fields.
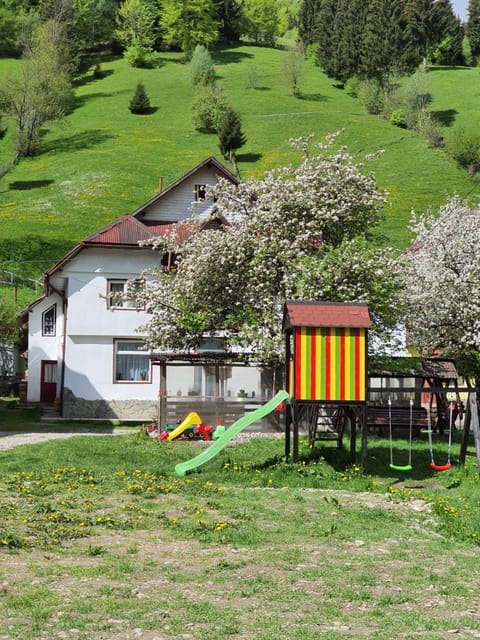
xmin=367 ymin=405 xmax=428 ymax=438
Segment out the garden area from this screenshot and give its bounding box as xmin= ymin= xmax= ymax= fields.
xmin=0 ymin=405 xmax=480 ymax=639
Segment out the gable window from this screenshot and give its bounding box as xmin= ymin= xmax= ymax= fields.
xmin=114 ymin=340 xmax=150 ymax=382
xmin=42 ymin=305 xmax=56 ymax=336
xmin=107 ymin=279 xmax=143 ymax=309
xmin=194 ymin=184 xmax=207 ymax=201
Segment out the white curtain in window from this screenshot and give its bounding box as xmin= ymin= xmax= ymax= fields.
xmin=115 ymin=341 xmax=149 ymax=381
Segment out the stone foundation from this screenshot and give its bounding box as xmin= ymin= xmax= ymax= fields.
xmin=62 ymin=388 xmax=156 ymax=421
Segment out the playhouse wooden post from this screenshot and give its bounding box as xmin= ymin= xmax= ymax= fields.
xmin=284 ymin=329 xmax=291 ymax=459
xmin=361 ymin=404 xmax=368 ymax=472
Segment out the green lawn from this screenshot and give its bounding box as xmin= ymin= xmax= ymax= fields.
xmin=0 ymin=48 xmax=478 ymax=293
xmin=0 ymin=413 xmax=479 ymax=639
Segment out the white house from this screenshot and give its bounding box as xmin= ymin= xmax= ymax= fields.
xmin=21 ymin=157 xmax=270 ymax=421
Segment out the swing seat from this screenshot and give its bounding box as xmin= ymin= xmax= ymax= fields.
xmin=389 ymin=463 xmax=412 ymax=472
xmin=430 ymin=461 xmax=451 ymax=471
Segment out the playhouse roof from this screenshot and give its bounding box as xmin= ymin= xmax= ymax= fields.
xmin=283 ymin=301 xmax=371 ymax=330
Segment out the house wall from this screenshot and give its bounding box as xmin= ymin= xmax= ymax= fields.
xmin=28 ymin=248 xmax=159 ymax=411
xmin=29 ymin=246 xmax=272 ymax=421
xmin=142 ymin=167 xmax=220 ymax=222
xmin=62 ymin=247 xmax=158 ymax=418
xmin=64 ymin=248 xmax=158 ymax=336
xmin=27 ymin=293 xmax=64 ymax=402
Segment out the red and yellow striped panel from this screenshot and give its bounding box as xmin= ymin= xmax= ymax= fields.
xmin=293 ymin=327 xmax=367 ymax=401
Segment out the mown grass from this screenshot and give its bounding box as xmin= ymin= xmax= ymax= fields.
xmin=0 ymin=47 xmax=478 ymax=290
xmin=0 ymin=414 xmax=480 ymax=639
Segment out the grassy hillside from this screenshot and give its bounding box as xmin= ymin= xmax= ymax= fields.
xmin=0 ymin=46 xmax=478 ymax=292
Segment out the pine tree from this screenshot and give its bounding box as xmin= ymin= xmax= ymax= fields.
xmin=333 ymin=0 xmax=367 ymax=82
xmin=129 ymin=82 xmax=151 ymax=114
xmin=315 ymin=0 xmax=338 ymax=77
xmin=217 ymin=106 xmax=246 ymax=168
xmin=467 ymin=0 xmax=480 ymax=58
xmin=299 ymin=0 xmax=322 ymax=46
xmin=403 ymin=0 xmax=456 ymax=65
xmin=214 ymin=0 xmax=243 ymax=43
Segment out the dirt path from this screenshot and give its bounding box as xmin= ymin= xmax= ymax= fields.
xmin=0 ymin=428 xmax=135 ymax=451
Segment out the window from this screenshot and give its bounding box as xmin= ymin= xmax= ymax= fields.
xmin=114 ymin=340 xmax=150 ymax=382
xmin=107 ymin=279 xmax=143 ymax=309
xmin=194 ymin=184 xmax=207 ymax=201
xmin=42 ymin=305 xmax=56 ymax=336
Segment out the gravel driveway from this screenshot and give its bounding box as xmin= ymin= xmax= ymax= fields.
xmin=0 ymin=428 xmax=135 ymax=451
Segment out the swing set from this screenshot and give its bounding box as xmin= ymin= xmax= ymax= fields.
xmin=388 ymin=396 xmax=455 ymax=473
xmin=426 ymin=401 xmax=453 ymax=471
xmin=388 ymin=398 xmax=413 ymax=472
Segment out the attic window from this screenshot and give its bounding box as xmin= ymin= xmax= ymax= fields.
xmin=194 ymin=184 xmax=207 ymax=201
xmin=42 ymin=305 xmax=56 ymax=336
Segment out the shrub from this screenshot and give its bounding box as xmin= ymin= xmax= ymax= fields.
xmin=344 ymin=76 xmax=361 ymax=98
xmin=124 ymin=42 xmax=153 ymax=68
xmin=417 ymin=110 xmax=443 ymax=148
xmin=244 ymin=63 xmax=259 ymax=89
xmin=92 ymin=63 xmax=104 ymax=79
xmin=129 ymin=82 xmax=151 ymax=114
xmin=359 ymin=78 xmax=384 ymax=115
xmin=305 ymin=42 xmax=319 ymax=64
xmin=403 ymin=69 xmax=431 ymax=130
xmin=390 ymin=109 xmax=407 ymax=128
xmin=192 ymin=83 xmax=230 ymax=133
xmin=189 ymin=45 xmax=215 ymax=86
xmin=446 ymin=126 xmax=480 ymax=174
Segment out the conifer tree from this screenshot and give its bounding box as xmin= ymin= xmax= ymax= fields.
xmin=467 ymin=0 xmax=480 ymax=58
xmin=214 ymin=0 xmax=243 ymax=43
xmin=403 ymin=0 xmax=456 ymax=65
xmin=361 ymin=0 xmax=408 ymax=82
xmin=217 ymin=105 xmax=246 ymax=167
xmin=299 ymin=0 xmax=322 ymax=46
xmin=315 ymin=0 xmax=337 ymax=76
xmin=189 ymin=44 xmax=215 ymax=85
xmin=129 ymin=81 xmax=151 ymax=114
xmin=333 ymin=0 xmax=367 ymax=82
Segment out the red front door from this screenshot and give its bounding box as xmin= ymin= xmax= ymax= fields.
xmin=40 ymin=360 xmax=57 ymax=403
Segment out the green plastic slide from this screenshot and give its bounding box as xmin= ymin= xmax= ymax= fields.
xmin=174 ymin=390 xmax=289 ymax=477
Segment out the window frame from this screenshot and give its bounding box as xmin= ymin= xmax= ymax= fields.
xmin=106 ymin=279 xmax=144 ymax=310
xmin=42 ymin=304 xmax=56 ymax=337
xmin=194 ymin=184 xmax=207 ymax=202
xmin=113 ymin=339 xmax=151 ymax=383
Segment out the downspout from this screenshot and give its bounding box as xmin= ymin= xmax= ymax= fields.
xmin=45 ymin=276 xmax=67 ymax=415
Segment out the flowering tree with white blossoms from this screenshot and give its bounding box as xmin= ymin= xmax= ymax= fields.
xmin=403 ymin=196 xmax=480 ymax=381
xmin=136 ymin=134 xmax=405 ymax=367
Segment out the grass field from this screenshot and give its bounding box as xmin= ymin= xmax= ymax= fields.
xmin=0 ymin=47 xmax=479 ymax=293
xmin=0 ymin=406 xmax=480 ymax=639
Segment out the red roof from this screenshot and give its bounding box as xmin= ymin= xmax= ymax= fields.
xmin=283 ymin=301 xmax=371 ymax=330
xmin=83 ymin=215 xmax=157 ymax=245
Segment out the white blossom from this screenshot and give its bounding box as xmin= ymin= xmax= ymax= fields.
xmin=135 ymin=134 xmax=403 ymax=366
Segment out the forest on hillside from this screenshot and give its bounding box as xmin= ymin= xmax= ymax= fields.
xmin=1 ymin=0 xmax=479 ymax=169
